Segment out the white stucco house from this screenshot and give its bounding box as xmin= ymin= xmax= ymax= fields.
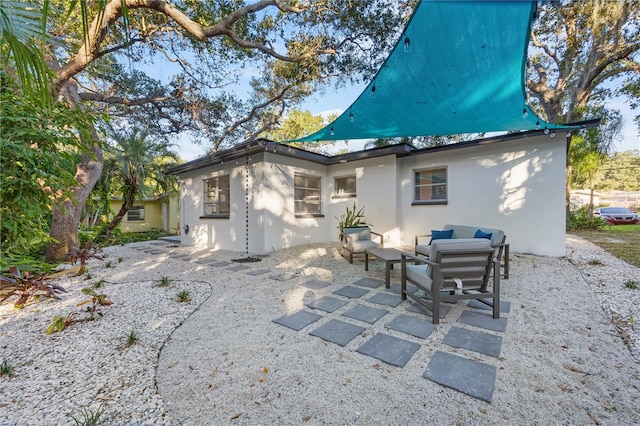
xmin=167 ymin=127 xmax=593 ymax=258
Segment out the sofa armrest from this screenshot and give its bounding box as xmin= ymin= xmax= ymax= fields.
xmin=414 ymin=234 xmax=431 ymax=246
xmin=400 ymin=251 xmax=430 ymax=265
xmin=371 ymin=231 xmax=384 ymax=247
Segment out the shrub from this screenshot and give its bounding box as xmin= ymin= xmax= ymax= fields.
xmin=46 ymin=287 xmax=113 ymax=334
xmin=0 ymin=267 xmax=66 ymax=308
xmin=567 ymin=206 xmax=605 ymax=230
xmin=68 ymin=242 xmax=103 ymax=275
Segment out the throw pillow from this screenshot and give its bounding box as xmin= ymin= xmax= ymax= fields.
xmin=429 ymin=229 xmax=453 ymax=244
xmin=474 ymin=229 xmax=493 ymax=240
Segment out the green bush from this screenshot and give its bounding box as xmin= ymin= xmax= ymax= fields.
xmin=568 ymin=206 xmax=605 ymax=230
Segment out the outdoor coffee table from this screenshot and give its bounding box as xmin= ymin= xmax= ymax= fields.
xmin=364 ymin=247 xmax=415 ymax=288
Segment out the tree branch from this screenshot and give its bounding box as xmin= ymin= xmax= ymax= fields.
xmin=55 ymin=0 xmax=322 ymax=93
xmin=213 ymin=84 xmax=295 ymax=150
xmin=78 ymin=91 xmax=178 ymax=106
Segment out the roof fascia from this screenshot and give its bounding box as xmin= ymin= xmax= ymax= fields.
xmin=167 ymin=118 xmax=599 ymax=175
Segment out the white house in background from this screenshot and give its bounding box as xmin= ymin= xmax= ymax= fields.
xmin=168 ymin=130 xmax=572 ymax=257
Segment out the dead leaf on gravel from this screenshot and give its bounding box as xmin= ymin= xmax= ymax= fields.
xmin=210 ymin=370 xmax=218 ymax=378
xmin=188 ymin=364 xmax=195 ymax=370
xmin=303 ymin=416 xmax=311 ymax=422
xmin=168 ymin=361 xmax=179 ymax=368
xmin=231 ymin=412 xmax=242 ymax=419
xmin=262 ymin=367 xmax=269 ymax=373
xmin=564 ymin=365 xmax=588 ymax=375
xmin=587 ymin=411 xmax=599 ymax=425
xmin=372 ymin=364 xmax=380 ymax=370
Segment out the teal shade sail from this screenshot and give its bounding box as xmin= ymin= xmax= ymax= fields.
xmin=293 ymin=0 xmax=571 ymax=143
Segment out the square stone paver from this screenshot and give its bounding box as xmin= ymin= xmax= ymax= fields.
xmin=406 ymin=301 xmax=452 ymax=319
xmin=467 ymin=299 xmax=511 ymax=313
xmin=423 ymin=350 xmax=497 ymax=403
xmin=342 ymin=304 xmax=388 ymax=324
xmin=356 ymin=333 xmax=421 ymax=367
xmin=209 ymin=261 xmax=231 ymax=267
xmin=194 ymin=259 xmax=213 ymax=264
xmin=367 ymin=293 xmax=403 ymax=308
xmin=309 ymin=319 xmax=365 ymax=347
xmin=306 ymin=296 xmax=348 ymax=313
xmin=169 ymin=254 xmax=189 ymax=259
xmin=272 ymin=310 xmax=322 ymax=331
xmin=458 ymin=310 xmax=508 ymax=332
xmin=386 ymin=283 xmax=418 ymax=295
xmin=270 ymin=273 xmax=296 ymax=281
xmin=301 ymin=278 xmax=332 ymax=290
xmin=385 ymin=314 xmax=436 ymax=339
xmin=246 ymin=269 xmax=270 ymax=276
xmin=352 ymin=277 xmax=385 ymax=288
xmin=333 ymin=286 xmax=369 ymax=299
xmin=227 ymin=264 xmax=250 ymax=272
xmin=443 ymin=326 xmax=503 ymax=358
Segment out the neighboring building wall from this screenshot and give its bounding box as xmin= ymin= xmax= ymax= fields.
xmin=109 ymin=200 xmax=163 ymax=233
xmin=398 ymin=134 xmax=567 ymax=256
xmin=162 ymin=193 xmax=180 ymax=234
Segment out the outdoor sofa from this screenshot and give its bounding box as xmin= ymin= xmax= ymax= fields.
xmin=415 ymin=224 xmax=509 ymax=279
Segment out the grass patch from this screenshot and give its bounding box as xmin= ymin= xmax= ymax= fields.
xmin=573 ymin=225 xmax=640 ymax=268
xmin=125 ymin=330 xmax=139 ymax=346
xmin=176 ymin=290 xmax=190 ymax=302
xmin=625 ymin=280 xmax=639 ymax=290
xmin=0 ymin=359 xmax=12 ymax=377
xmin=69 ymin=404 xmax=107 ymax=426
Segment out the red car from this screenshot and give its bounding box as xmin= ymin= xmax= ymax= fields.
xmin=593 ymin=207 xmax=639 ymax=225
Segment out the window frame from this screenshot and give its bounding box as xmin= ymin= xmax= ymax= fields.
xmin=294 ymin=173 xmax=323 ymax=217
xmin=127 ymin=205 xmax=145 ymax=222
xmin=412 ymin=167 xmax=448 ymax=205
xmin=201 ymin=175 xmax=230 ymax=218
xmin=332 ymin=175 xmax=357 ymax=199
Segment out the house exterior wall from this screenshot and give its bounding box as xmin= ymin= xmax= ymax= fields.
xmin=109 ymin=200 xmax=163 ymax=233
xmin=177 ymin=134 xmax=567 ymax=257
xmin=179 ymin=162 xmax=247 ymax=251
xmin=397 ymin=135 xmax=567 ymax=256
xmin=325 ymin=155 xmax=400 ymax=247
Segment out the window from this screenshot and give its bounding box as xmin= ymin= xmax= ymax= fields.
xmin=294 ymin=174 xmax=321 ymax=215
xmin=127 ymin=206 xmax=145 ymax=221
xmin=414 ymin=168 xmax=447 ymax=204
xmin=203 ymin=175 xmax=230 ymax=217
xmin=333 ymin=176 xmax=356 ymax=198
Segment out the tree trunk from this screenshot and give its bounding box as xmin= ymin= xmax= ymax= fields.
xmin=102 ymin=202 xmax=130 ymax=236
xmin=46 ymin=142 xmax=104 ymax=262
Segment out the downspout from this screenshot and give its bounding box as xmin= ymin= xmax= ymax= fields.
xmin=245 ymin=155 xmax=250 ymax=255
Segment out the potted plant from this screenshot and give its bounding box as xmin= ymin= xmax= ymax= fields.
xmin=336 ymin=203 xmax=370 ymax=240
